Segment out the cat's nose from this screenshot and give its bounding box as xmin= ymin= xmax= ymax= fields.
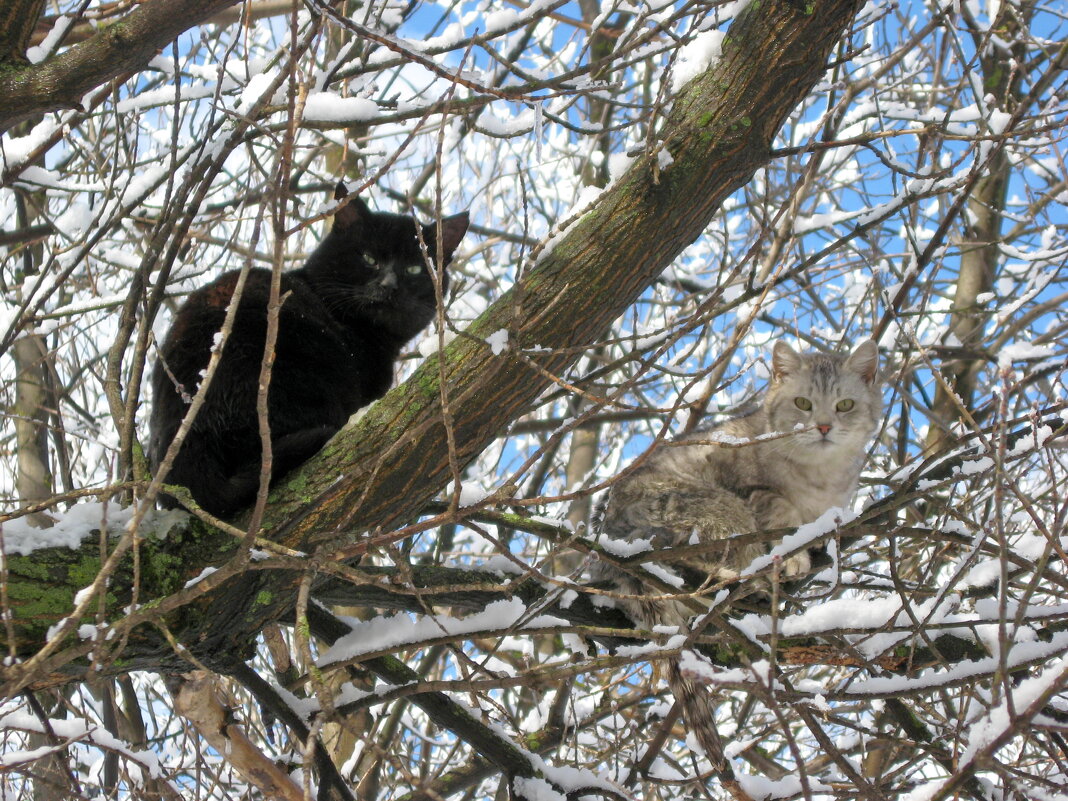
xmin=376 ymin=269 xmax=397 ymax=289
xmin=817 ymin=423 xmax=832 ymax=435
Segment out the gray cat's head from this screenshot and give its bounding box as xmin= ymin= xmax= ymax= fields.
xmin=764 ymin=340 xmax=882 ymax=455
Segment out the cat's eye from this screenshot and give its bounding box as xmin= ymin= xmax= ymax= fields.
xmin=836 ymin=399 xmax=855 ymax=412
xmin=363 ymin=253 xmax=378 ymax=267
xmin=406 ymin=264 xmax=423 ymax=275
xmin=794 ymin=397 xmax=812 ymax=411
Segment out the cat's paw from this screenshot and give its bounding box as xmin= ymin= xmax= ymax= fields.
xmin=780 ymin=549 xmax=811 ymax=578
xmin=711 ymin=566 xmax=740 ymax=582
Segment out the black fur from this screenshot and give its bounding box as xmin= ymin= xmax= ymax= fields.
xmin=148 ymin=185 xmax=469 ymax=517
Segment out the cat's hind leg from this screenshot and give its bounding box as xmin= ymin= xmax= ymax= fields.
xmin=220 ymin=425 xmax=339 ymax=513
xmin=159 ymin=435 xmax=256 ymax=519
xmin=269 ymin=426 xmax=338 ymax=476
xmin=160 ymin=426 xmax=337 ymax=518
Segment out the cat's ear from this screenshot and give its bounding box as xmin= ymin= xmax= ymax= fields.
xmin=845 ymin=339 xmax=879 ymax=384
xmin=424 ymin=212 xmax=470 ymax=262
xmin=771 ymin=341 xmax=803 ymax=381
xmin=332 ymin=182 xmax=371 ymax=230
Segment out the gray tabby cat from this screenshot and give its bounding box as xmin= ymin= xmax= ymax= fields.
xmin=592 ymin=339 xmax=881 ymax=773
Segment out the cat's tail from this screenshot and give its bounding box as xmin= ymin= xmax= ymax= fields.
xmin=668 ymin=661 xmax=752 ymax=800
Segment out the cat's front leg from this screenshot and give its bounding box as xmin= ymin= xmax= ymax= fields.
xmin=748 ymin=489 xmax=811 ymax=578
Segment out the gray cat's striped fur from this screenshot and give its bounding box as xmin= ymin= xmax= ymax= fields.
xmin=592 ymin=339 xmax=881 ymax=773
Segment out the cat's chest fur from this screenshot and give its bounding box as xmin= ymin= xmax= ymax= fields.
xmin=648 ymin=411 xmax=863 ymax=527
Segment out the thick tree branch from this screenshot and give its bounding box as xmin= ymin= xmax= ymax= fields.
xmin=0 ymin=0 xmax=46 ymax=64
xmin=0 ymin=0 xmax=238 ymax=133
xmin=27 ymin=0 xmax=295 ymax=49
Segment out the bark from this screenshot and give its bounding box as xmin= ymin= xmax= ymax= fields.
xmin=0 ymin=0 xmax=239 ymax=133
xmin=27 ymin=0 xmax=294 ymax=49
xmin=12 ymin=325 xmax=52 ymax=528
xmin=1 ymin=0 xmax=867 ymax=673
xmin=173 ymin=671 xmax=306 ymax=801
xmin=0 ymin=0 xmax=46 ymax=64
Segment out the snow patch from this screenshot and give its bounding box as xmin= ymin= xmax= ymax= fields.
xmin=0 ymin=711 xmax=162 ymax=777
xmin=303 ymin=93 xmax=380 ymax=123
xmin=512 ymin=776 xmax=566 ymax=801
xmin=1 ymin=501 xmax=136 ymax=556
xmin=997 ymin=341 xmax=1055 ymax=369
xmin=318 ymin=599 xmax=565 ymax=667
xmin=738 ymin=773 xmax=834 ymax=800
xmin=445 ymin=480 xmax=491 ymax=507
xmin=596 ymin=535 xmax=653 ymax=557
xmin=486 ymin=328 xmax=509 ymax=355
xmin=26 ymin=16 xmax=74 ymax=63
xmin=671 ymin=30 xmax=726 ymax=91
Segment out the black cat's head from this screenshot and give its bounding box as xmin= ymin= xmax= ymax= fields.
xmin=306 ymin=183 xmax=469 ymax=340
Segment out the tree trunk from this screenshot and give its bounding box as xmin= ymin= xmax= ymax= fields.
xmin=13 ymin=334 xmax=51 ymax=526
xmin=10 ymin=177 xmax=72 ymax=801
xmin=923 ymin=3 xmax=1031 ymax=455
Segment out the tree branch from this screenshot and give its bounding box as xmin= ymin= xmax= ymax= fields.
xmin=0 ymin=0 xmax=46 ymax=64
xmin=0 ymin=0 xmax=238 ymax=133
xmin=307 ymin=603 xmax=548 ymax=785
xmin=172 ymin=670 xmax=306 ymax=801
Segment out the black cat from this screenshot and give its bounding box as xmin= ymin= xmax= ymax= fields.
xmin=148 ymin=184 xmax=469 ymax=517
